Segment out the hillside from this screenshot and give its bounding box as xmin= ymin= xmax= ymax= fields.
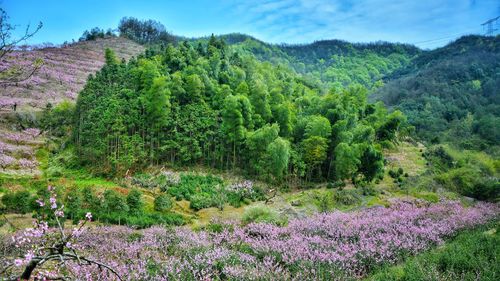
xmin=0 ymin=37 xmax=144 ymax=111
xmin=1 ymin=14 xmax=499 ymax=281
xmin=217 ymin=33 xmax=420 ymax=90
xmin=372 ymin=35 xmax=500 ymax=150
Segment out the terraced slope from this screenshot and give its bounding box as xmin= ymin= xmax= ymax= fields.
xmin=0 ymin=37 xmax=144 ymax=111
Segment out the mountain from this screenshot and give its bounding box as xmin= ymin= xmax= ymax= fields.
xmin=372 ymin=35 xmax=500 ymax=150
xmin=216 ymin=33 xmax=420 ymax=90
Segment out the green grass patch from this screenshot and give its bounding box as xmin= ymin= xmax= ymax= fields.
xmin=368 ymin=221 xmax=500 ymax=281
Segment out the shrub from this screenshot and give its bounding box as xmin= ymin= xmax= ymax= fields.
xmin=242 ymin=206 xmax=286 ymax=226
xmin=167 ymin=174 xmax=223 ymax=201
xmin=333 ymin=189 xmax=362 ymax=205
xmin=1 ymin=190 xmax=33 ymax=214
xmin=360 ymin=184 xmax=379 ymax=196
xmin=154 ymin=193 xmax=173 ymax=212
xmin=126 ymin=189 xmax=144 ymax=215
xmin=189 ymin=193 xmax=214 ymax=210
xmin=436 ymin=167 xmax=498 ymax=201
xmin=317 ymin=193 xmax=334 ymax=212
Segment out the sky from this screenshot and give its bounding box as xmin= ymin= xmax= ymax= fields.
xmin=3 ymin=0 xmax=500 ymax=49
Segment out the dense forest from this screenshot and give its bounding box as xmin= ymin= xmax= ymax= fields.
xmin=373 ymin=35 xmax=500 ymax=151
xmin=73 ymin=35 xmax=407 ymax=183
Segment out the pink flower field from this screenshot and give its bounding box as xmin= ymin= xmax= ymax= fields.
xmin=2 ymin=199 xmax=498 ymax=280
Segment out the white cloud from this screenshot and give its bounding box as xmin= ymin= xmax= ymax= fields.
xmin=223 ymin=0 xmax=499 ymax=48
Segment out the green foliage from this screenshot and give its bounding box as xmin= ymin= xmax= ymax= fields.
xmin=333 ymin=189 xmax=362 ymax=206
xmin=41 ymin=101 xmax=75 ymax=138
xmin=374 ymin=35 xmax=500 ymax=150
xmin=1 ymin=190 xmax=33 ymax=214
xmin=436 ymin=167 xmax=499 ymax=201
xmin=422 ymin=145 xmax=499 ymax=201
xmin=265 ymin=137 xmax=290 ymax=181
xmin=79 ymin=27 xmax=114 ymax=41
xmin=167 ymin=174 xmax=223 ymax=201
xmin=118 ymin=17 xmax=176 ymax=45
xmin=369 ymin=221 xmax=500 ymax=281
xmin=154 ymin=193 xmax=173 ymax=212
xmin=126 ymin=189 xmax=144 ymax=215
xmin=73 ymin=37 xmax=405 ymax=185
xmin=334 ymin=143 xmax=360 ymax=181
xmin=242 ymin=206 xmax=286 ymax=226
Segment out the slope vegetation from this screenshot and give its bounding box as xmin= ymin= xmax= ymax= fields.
xmin=0 ymin=37 xmax=144 ymax=111
xmin=373 ymin=35 xmax=500 ymax=150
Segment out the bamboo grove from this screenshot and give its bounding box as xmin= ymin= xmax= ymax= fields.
xmin=73 ymin=36 xmax=408 ymax=183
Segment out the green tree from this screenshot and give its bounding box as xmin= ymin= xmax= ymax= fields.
xmin=302 ymin=136 xmax=329 ymax=180
xmin=358 ymin=145 xmax=384 ymax=182
xmin=126 ymin=189 xmax=144 ymax=215
xmin=334 ymin=142 xmax=361 ymax=181
xmin=305 ymin=115 xmax=331 ymax=139
xmin=265 ymin=137 xmax=290 ymax=181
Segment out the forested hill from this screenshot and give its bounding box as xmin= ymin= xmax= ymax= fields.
xmin=372 ymin=35 xmax=500 ymax=150
xmin=208 ymin=33 xmax=421 ymax=90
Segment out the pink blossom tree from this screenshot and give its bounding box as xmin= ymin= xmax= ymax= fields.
xmin=18 ymin=158 xmax=38 ymax=172
xmin=23 ymin=128 xmax=41 ymax=139
xmin=6 ymin=186 xmax=122 ymax=280
xmin=0 ymin=154 xmax=15 ymax=170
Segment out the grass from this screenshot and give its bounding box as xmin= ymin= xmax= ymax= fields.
xmin=380 ymin=141 xmax=427 ymax=190
xmin=368 ymin=220 xmax=500 ymax=281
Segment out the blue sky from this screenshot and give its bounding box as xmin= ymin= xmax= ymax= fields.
xmin=3 ymin=0 xmax=500 ymax=49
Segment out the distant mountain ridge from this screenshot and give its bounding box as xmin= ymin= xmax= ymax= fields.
xmin=372 ymin=35 xmax=500 ymax=149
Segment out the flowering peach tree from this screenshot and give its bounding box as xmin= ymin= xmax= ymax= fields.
xmin=2 ymin=186 xmax=121 ymax=280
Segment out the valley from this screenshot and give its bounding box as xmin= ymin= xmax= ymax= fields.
xmin=0 ymin=8 xmax=498 ymax=281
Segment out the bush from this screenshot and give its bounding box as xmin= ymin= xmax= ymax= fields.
xmin=242 ymin=206 xmax=286 ymax=226
xmin=333 ymin=189 xmax=362 ymax=205
xmin=1 ymin=190 xmax=33 ymax=214
xmin=167 ymin=174 xmax=223 ymax=201
xmin=154 ymin=194 xmax=173 ymax=212
xmin=99 ymin=212 xmax=184 ymax=228
xmin=360 ymin=184 xmax=379 ymax=196
xmin=189 ymin=193 xmax=214 ymax=211
xmin=436 ymin=167 xmax=499 ymax=201
xmin=126 ymin=189 xmax=144 ymax=215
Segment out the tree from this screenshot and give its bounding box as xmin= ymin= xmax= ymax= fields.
xmin=305 ymin=115 xmax=331 ymax=139
xmin=376 ymin=110 xmax=406 ymax=142
xmin=334 ymin=143 xmax=360 ymax=181
xmin=103 ymin=190 xmax=129 ymax=214
xmin=358 ymin=145 xmax=384 ymax=182
xmin=302 ymin=136 xmax=329 ymax=180
xmin=246 ymin=124 xmax=280 ymax=174
xmin=265 ymin=137 xmax=290 ymax=181
xmin=8 ymin=187 xmax=122 ymax=281
xmin=0 ymin=8 xmax=43 ymax=85
xmin=0 ymin=154 xmax=15 ymax=170
xmin=104 ymin=48 xmax=118 ymax=65
xmin=184 ymin=74 xmax=204 ymax=103
xmin=126 ymin=189 xmax=144 ymax=215
xmin=118 ymin=17 xmax=175 ymax=44
xmin=222 ymin=95 xmax=246 ymax=169
xmin=65 ymin=190 xmax=82 ymax=221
